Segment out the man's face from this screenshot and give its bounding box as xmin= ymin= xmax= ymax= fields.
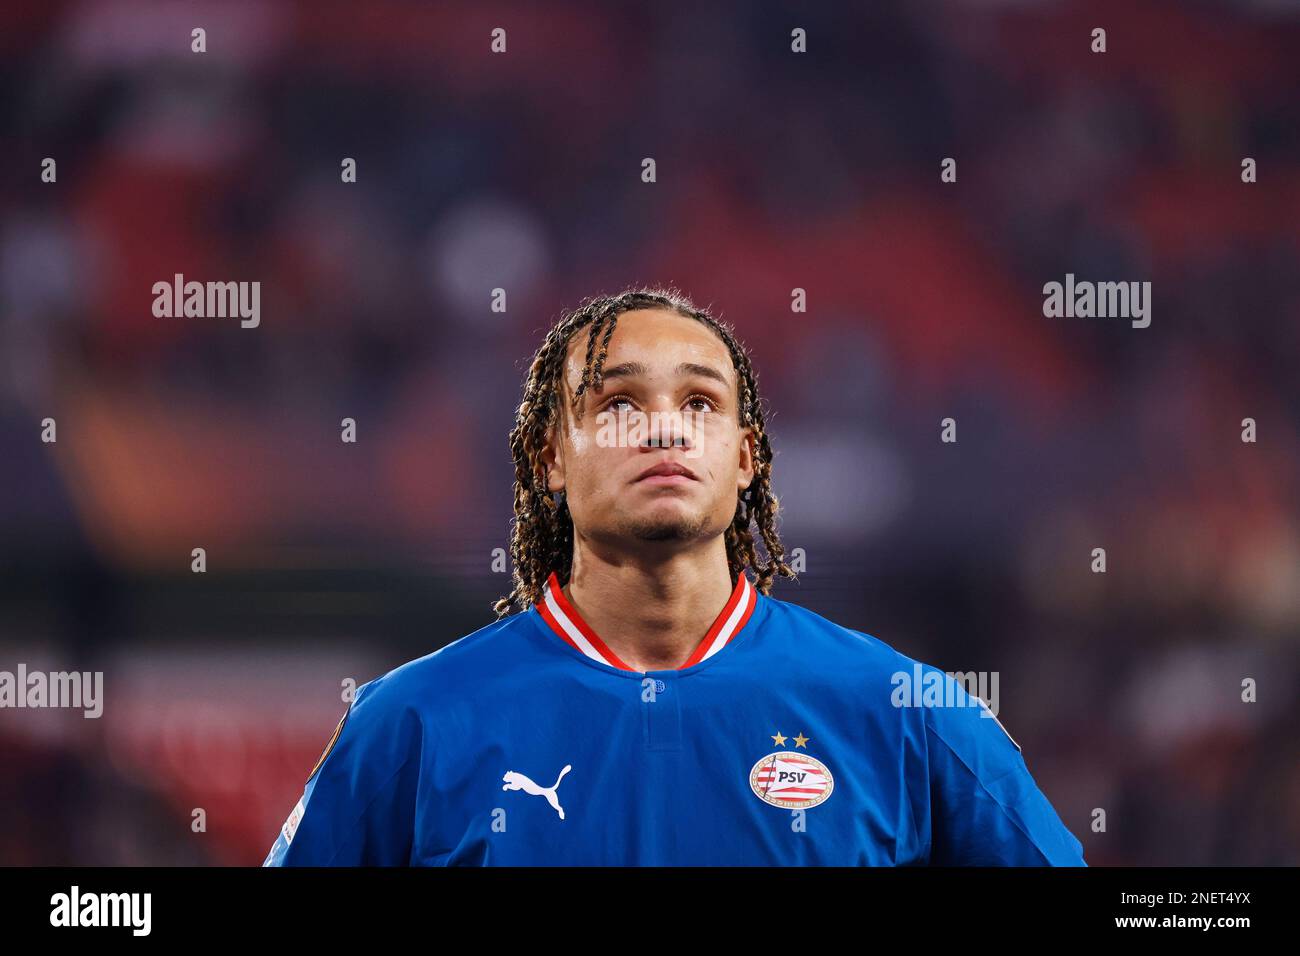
xmin=543 ymin=308 xmax=755 ymax=549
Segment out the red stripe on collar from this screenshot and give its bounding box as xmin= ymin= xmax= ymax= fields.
xmin=537 ymin=570 xmax=756 ymax=671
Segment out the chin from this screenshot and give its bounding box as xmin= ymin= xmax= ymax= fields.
xmin=633 ymin=525 xmax=692 ymax=542
xmin=622 ymin=508 xmax=711 ymax=543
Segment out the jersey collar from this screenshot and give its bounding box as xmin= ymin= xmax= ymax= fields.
xmin=535 ymin=569 xmax=757 ymax=671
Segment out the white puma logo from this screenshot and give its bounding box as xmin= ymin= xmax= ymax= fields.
xmin=502 ymin=764 xmax=572 ymax=820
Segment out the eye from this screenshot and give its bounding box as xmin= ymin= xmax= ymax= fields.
xmin=685 ymin=394 xmax=718 ymax=413
xmin=602 ymin=393 xmax=637 ymax=412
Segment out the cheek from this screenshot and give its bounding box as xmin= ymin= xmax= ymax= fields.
xmin=563 ymin=424 xmax=617 ymax=495
xmin=694 ymin=424 xmax=737 ymax=478
xmin=567 ymin=422 xmax=591 ymax=455
xmin=564 ymin=424 xmax=598 ymax=482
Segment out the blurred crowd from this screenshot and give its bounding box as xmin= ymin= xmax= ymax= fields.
xmin=0 ymin=0 xmax=1296 ymax=864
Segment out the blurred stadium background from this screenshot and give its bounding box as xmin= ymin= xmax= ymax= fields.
xmin=1 ymin=0 xmax=1298 ymax=865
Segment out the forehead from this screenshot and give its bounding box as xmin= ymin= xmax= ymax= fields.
xmin=562 ymin=308 xmax=735 ymax=389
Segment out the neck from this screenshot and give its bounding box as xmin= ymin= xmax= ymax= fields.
xmin=562 ymin=536 xmax=735 ymax=672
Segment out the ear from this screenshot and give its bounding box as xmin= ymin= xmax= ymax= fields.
xmin=736 ymin=426 xmax=756 ymax=493
xmin=540 ymin=419 xmax=566 ymax=494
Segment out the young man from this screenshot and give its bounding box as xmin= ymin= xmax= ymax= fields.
xmin=264 ymin=288 xmax=1086 ymax=866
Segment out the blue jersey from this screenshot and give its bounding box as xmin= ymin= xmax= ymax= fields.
xmin=264 ymin=571 xmax=1086 ymax=866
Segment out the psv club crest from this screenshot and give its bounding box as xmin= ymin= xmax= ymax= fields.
xmin=749 ymin=744 xmax=835 ymax=810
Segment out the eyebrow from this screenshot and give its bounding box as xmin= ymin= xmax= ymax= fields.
xmin=598 ymin=361 xmax=731 ymax=389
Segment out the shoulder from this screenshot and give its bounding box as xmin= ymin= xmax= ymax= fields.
xmin=758 ymin=593 xmax=1021 ymax=751
xmin=314 ymin=610 xmax=538 ymax=774
xmin=287 ymin=611 xmax=535 ymax=807
xmin=757 ymin=592 xmax=922 ymax=684
xmin=354 ymin=609 xmax=539 ymax=716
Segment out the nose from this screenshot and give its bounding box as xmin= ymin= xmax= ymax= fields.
xmin=638 ymin=401 xmax=694 ymax=451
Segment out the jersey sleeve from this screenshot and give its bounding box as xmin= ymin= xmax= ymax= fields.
xmin=923 ymin=678 xmax=1086 ymax=866
xmin=263 ymin=674 xmax=420 ymax=866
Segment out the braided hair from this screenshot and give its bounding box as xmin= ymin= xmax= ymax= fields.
xmin=493 ymin=286 xmax=793 ymax=617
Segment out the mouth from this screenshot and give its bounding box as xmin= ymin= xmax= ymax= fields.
xmin=634 ymin=461 xmax=699 ymax=485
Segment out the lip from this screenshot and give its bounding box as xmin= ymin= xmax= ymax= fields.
xmin=634 ymin=461 xmax=698 ymax=483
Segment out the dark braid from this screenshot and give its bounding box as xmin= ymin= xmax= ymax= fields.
xmin=493 ymin=286 xmax=794 ymax=617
